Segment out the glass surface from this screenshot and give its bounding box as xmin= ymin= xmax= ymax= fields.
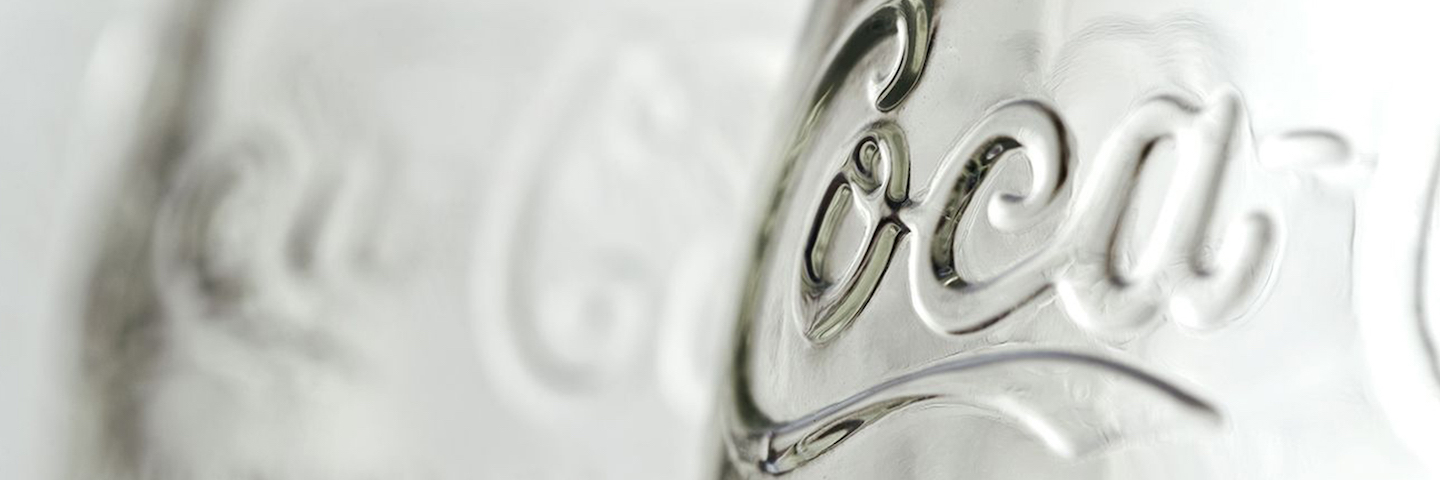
xmin=6 ymin=0 xmax=1440 ymax=478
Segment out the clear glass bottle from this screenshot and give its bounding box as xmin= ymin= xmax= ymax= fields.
xmin=717 ymin=0 xmax=1440 ymax=478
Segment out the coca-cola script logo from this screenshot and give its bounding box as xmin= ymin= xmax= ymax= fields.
xmin=722 ymin=0 xmax=1297 ymax=475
